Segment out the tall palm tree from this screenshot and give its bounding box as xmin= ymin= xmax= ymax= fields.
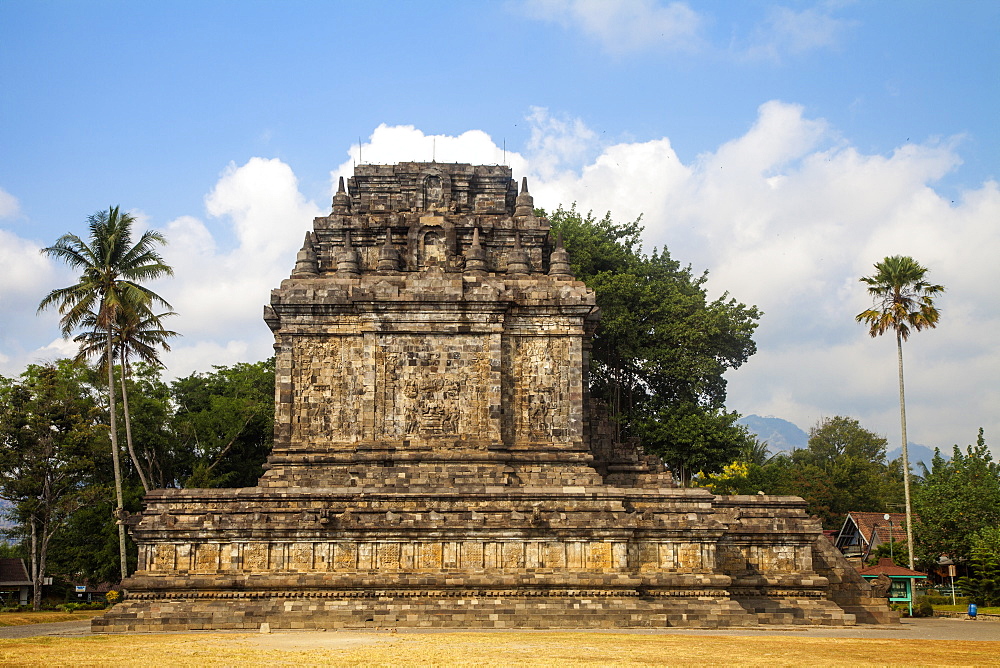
xmin=75 ymin=307 xmax=178 ymax=492
xmin=38 ymin=206 xmax=173 ymax=582
xmin=856 ymin=255 xmax=944 ymax=568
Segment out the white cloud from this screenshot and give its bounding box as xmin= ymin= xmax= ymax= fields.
xmin=518 ymin=0 xmax=703 ymax=55
xmin=152 ymin=158 xmax=323 ymax=372
xmin=517 ymin=1 xmax=854 ymax=60
xmin=0 ymin=187 xmax=20 ymax=219
xmin=529 ymin=102 xmax=994 ymax=456
xmin=0 ymin=228 xmax=67 ymax=375
xmin=332 ymin=124 xmax=527 ymax=188
xmin=743 ymin=4 xmax=856 ymax=62
xmin=525 ymin=107 xmax=598 ymax=181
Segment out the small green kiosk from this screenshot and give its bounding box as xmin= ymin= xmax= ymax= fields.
xmin=859 ymin=557 xmax=928 ymax=616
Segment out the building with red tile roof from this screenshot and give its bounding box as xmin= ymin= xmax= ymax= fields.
xmin=858 ymin=557 xmax=927 ymax=579
xmin=835 ymin=511 xmax=913 ymax=560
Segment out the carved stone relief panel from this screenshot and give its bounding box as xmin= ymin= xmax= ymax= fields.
xmin=501 ymin=336 xmax=571 ymax=445
xmin=375 ymin=334 xmax=494 ymax=441
xmin=587 ymin=542 xmax=613 ymax=570
xmin=153 ymin=544 xmax=176 ymax=572
xmin=289 ymin=543 xmax=314 ymax=571
xmin=194 ymin=543 xmax=219 ymax=572
xmin=293 ymin=335 xmax=367 ymax=444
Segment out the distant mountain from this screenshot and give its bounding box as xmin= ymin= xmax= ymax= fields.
xmin=888 ymin=443 xmax=943 ymax=472
xmin=737 ymin=415 xmax=808 ymax=454
xmin=739 ymin=414 xmax=943 ymax=469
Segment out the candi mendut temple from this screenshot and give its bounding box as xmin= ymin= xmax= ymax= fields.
xmin=94 ymin=162 xmax=895 ymax=631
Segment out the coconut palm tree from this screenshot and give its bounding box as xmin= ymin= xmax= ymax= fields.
xmin=38 ymin=206 xmax=173 ymax=581
xmin=75 ymin=307 xmax=178 ymax=492
xmin=856 ymin=255 xmax=944 ymax=568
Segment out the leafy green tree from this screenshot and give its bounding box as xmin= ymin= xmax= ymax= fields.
xmin=857 ymin=255 xmax=944 ymax=568
xmin=172 ymin=360 xmax=275 ymax=488
xmin=38 ymin=205 xmax=173 ymax=581
xmin=914 ymin=429 xmax=1000 ymax=567
xmin=126 ymin=363 xmax=182 ymax=489
xmin=639 ymin=403 xmax=754 ymax=485
xmin=0 ymin=362 xmax=103 ymax=608
xmin=546 ymin=206 xmax=760 ymax=480
xmin=957 ymin=526 xmax=1000 ymax=607
xmin=739 ymin=438 xmax=777 ymax=466
xmin=792 ymin=416 xmax=891 ymax=529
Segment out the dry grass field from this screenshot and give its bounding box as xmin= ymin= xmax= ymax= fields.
xmin=0 ymin=630 xmax=997 ymax=667
xmin=0 ymin=610 xmax=104 ymax=627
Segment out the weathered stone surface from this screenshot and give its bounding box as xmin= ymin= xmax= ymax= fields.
xmin=94 ymin=163 xmax=892 ymax=631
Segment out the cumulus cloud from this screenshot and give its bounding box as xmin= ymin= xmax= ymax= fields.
xmin=152 ymin=158 xmax=323 ymax=377
xmin=0 ymin=228 xmax=67 ymax=375
xmin=331 ymin=124 xmax=527 ymax=188
xmin=518 ymin=0 xmax=703 ymax=54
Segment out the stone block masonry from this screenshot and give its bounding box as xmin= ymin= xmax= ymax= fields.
xmin=94 ymin=163 xmax=894 ymax=632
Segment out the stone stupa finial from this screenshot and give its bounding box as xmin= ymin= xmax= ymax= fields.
xmin=332 ymin=176 xmax=351 ymax=214
xmin=464 ymin=227 xmax=488 ymax=275
xmin=336 ymin=230 xmax=360 ymax=276
xmin=291 ymin=231 xmax=320 ymax=277
xmin=505 ymin=232 xmax=531 ymax=275
xmin=548 ymin=230 xmax=573 ymax=278
xmin=377 ymin=227 xmax=402 ymax=272
xmin=514 ymin=176 xmax=534 ymax=218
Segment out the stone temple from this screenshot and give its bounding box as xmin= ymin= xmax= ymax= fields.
xmin=94 ymin=162 xmax=892 ymax=631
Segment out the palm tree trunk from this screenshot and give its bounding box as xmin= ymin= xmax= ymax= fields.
xmin=119 ymin=349 xmax=150 ymax=493
xmin=107 ymin=331 xmax=129 ymax=582
xmin=897 ymin=330 xmax=916 ymax=569
xmin=30 ymin=516 xmax=40 ymax=610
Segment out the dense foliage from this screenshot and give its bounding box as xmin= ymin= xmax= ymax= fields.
xmin=914 ymin=429 xmax=1000 ymax=567
xmin=546 ymin=206 xmax=761 ymax=481
xmin=0 ymin=362 xmax=107 ymax=607
xmin=957 ymin=526 xmax=1000 ymax=606
xmin=0 ymin=358 xmax=274 ymax=587
xmin=699 ymin=416 xmax=904 ymax=529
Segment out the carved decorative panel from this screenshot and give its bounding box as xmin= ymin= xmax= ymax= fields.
xmin=293 ymin=336 xmax=367 ymax=443
xmin=501 ymin=336 xmax=572 ymax=444
xmin=242 ymin=543 xmax=268 ymax=571
xmin=376 ymin=334 xmax=493 ymax=440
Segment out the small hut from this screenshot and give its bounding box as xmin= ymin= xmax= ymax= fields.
xmin=858 ymin=557 xmax=927 ymax=616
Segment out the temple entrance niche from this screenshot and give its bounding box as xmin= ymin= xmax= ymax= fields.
xmin=424 ymin=175 xmax=444 ymax=207
xmin=421 ymin=229 xmax=447 ymax=268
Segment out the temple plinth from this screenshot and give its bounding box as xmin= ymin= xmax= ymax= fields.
xmin=94 ymin=163 xmax=894 ymax=631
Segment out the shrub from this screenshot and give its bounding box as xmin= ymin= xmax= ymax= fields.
xmin=924 ymin=594 xmax=970 ymax=605
xmin=911 ymin=596 xmax=934 ymax=618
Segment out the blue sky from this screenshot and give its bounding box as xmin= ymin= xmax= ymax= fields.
xmin=2 ymin=1 xmax=998 ymax=457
